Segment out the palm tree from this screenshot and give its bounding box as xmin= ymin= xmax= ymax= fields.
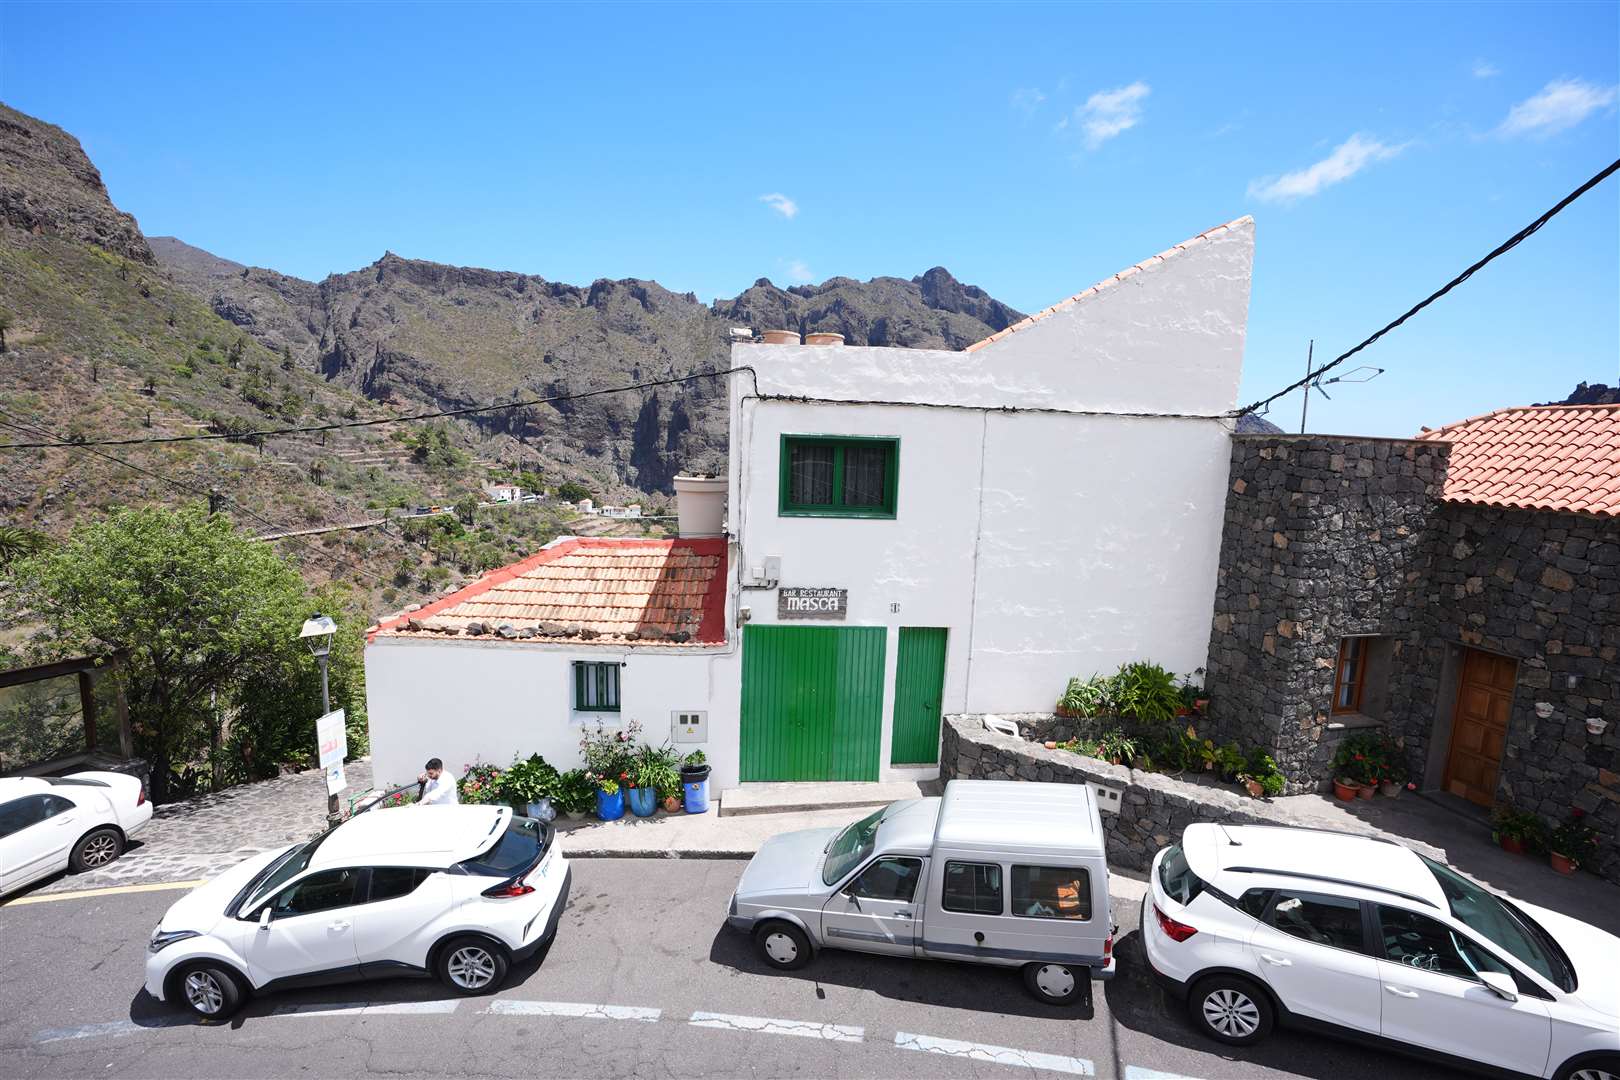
xmin=0 ymin=526 xmax=47 ymax=566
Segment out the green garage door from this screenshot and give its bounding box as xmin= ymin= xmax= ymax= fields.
xmin=740 ymin=625 xmax=886 ymax=781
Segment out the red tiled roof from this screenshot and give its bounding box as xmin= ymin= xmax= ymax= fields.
xmin=964 ymin=216 xmax=1254 ymax=353
xmin=1415 ymin=404 xmax=1620 ymax=517
xmin=370 ymin=537 xmax=727 ymax=645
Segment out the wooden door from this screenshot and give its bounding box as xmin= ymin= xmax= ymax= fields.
xmin=1443 ymin=648 xmax=1517 ymax=807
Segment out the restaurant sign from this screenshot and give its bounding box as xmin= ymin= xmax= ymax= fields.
xmin=778 ymin=587 xmax=848 ymax=621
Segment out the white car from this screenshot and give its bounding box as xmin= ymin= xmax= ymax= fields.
xmin=1142 ymin=823 xmax=1620 ymax=1080
xmin=145 ymin=803 xmax=570 ymax=1019
xmin=0 ymin=770 xmax=152 ymax=895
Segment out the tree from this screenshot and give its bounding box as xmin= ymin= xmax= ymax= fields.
xmin=0 ymin=310 xmax=12 ymax=352
xmin=454 ymin=494 xmax=480 ymax=525
xmin=13 ymin=506 xmax=342 ymax=801
xmin=556 ymin=481 xmax=591 ymax=503
xmin=0 ymin=525 xmax=47 ymax=566
xmin=518 ymin=470 xmax=545 ymax=495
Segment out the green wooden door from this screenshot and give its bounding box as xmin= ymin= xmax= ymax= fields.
xmin=740 ymin=625 xmax=885 ymax=781
xmin=890 ymin=627 xmax=948 ymax=765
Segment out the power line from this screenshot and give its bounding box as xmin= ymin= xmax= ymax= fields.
xmin=0 ymin=366 xmax=749 ymax=450
xmin=1235 ymin=156 xmax=1620 ymax=419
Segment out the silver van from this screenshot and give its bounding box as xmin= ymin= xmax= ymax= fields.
xmin=725 ymin=779 xmax=1115 ymax=1005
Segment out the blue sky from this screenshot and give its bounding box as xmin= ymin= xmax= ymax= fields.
xmin=2 ymin=1 xmax=1616 ymax=437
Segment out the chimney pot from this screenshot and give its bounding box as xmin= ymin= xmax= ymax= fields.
xmin=804 ymin=332 xmax=844 ymax=347
xmin=672 ymin=474 xmax=727 ymax=538
xmin=760 ymin=329 xmax=801 ymax=345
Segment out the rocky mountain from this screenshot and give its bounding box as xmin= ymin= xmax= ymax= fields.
xmin=1549 ymin=382 xmax=1620 ymax=406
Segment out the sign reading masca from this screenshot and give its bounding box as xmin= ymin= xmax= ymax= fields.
xmin=316 ymin=709 xmax=347 ymax=770
xmin=778 ymin=587 xmax=848 ymax=620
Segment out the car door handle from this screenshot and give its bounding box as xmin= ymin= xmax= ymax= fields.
xmin=894 ymin=911 xmax=912 ymax=919
xmin=328 ymin=920 xmax=351 ymax=931
xmin=1259 ymin=953 xmax=1292 ymax=966
xmin=1385 ymin=986 xmax=1419 ymax=998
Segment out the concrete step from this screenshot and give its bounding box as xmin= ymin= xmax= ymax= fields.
xmin=717 ymin=780 xmax=925 ymax=818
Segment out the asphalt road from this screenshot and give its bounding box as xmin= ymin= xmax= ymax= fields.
xmin=0 ymin=859 xmax=1477 ymax=1080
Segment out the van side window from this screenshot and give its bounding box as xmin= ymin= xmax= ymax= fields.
xmin=942 ymin=861 xmax=1002 ymax=915
xmin=1011 ymin=865 xmax=1091 ymax=920
xmin=848 ymin=857 xmax=922 ymax=902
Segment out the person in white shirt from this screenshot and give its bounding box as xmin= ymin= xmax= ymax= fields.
xmin=417 ymin=758 xmax=459 ymax=806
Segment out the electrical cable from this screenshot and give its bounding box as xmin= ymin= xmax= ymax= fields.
xmin=1234 ymin=156 xmax=1620 ymax=418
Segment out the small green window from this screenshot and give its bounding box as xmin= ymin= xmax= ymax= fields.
xmin=779 ymin=435 xmax=898 ymax=518
xmin=573 ymin=662 xmax=621 ymax=712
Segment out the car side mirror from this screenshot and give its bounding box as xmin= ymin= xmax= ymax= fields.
xmin=258 ymin=907 xmax=273 ymax=931
xmin=1478 ymin=970 xmax=1517 ymax=1002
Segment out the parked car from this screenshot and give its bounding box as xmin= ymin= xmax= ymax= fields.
xmin=726 ymin=779 xmax=1115 ymax=1005
xmin=0 ymin=770 xmax=151 ymax=895
xmin=1142 ymin=822 xmax=1620 ymax=1080
xmin=145 ymin=804 xmax=569 ymax=1019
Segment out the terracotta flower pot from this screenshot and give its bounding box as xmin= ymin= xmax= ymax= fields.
xmin=662 ymin=795 xmax=682 ymax=813
xmin=1243 ymin=778 xmax=1264 ymax=798
xmin=1044 ymin=740 xmax=1058 ymax=750
xmin=1550 ymin=852 xmax=1577 ymax=876
xmin=1332 ymin=778 xmax=1361 ymax=802
xmin=1195 ymin=699 xmax=1210 ymax=711
xmin=1379 ymin=780 xmax=1401 ymax=797
xmin=1498 ymin=834 xmax=1525 ymax=855
xmin=1356 ymin=781 xmax=1376 ymax=800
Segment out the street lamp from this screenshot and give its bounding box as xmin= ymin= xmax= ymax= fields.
xmin=299 ymin=614 xmax=340 ymax=826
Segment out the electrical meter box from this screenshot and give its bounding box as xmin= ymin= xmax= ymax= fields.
xmin=1087 ymin=781 xmax=1124 ymax=816
xmin=672 ymin=710 xmax=706 ymax=744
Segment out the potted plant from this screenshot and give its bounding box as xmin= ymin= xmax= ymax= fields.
xmin=1379 ymin=759 xmax=1408 ymax=797
xmin=501 ymin=753 xmax=560 ymax=820
xmin=1056 ymin=674 xmax=1111 ymax=719
xmin=554 ymin=769 xmax=596 ymax=819
xmin=1242 ymin=750 xmax=1286 ymax=798
xmin=1490 ymin=805 xmax=1543 ymax=855
xmin=1096 ymin=729 xmax=1138 ymax=767
xmin=680 ymin=749 xmax=712 ymax=813
xmin=1332 ymin=776 xmax=1362 ymax=801
xmin=594 ymin=776 xmax=624 ymax=820
xmin=457 ymin=760 xmax=504 ymax=805
xmin=1213 ymin=742 xmax=1245 ymax=783
xmin=1548 ymin=809 xmax=1596 ymax=875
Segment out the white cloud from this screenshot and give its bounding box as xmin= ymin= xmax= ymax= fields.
xmin=1472 ymin=59 xmax=1500 ymax=79
xmin=1071 ymin=81 xmax=1150 ymax=149
xmin=785 ymin=259 xmax=813 ymax=284
xmin=1497 ymin=78 xmax=1618 ymax=138
xmin=1011 ymin=87 xmax=1046 ymax=113
xmin=758 ymin=192 xmax=798 ymax=219
xmin=1247 ymin=133 xmax=1407 ymax=202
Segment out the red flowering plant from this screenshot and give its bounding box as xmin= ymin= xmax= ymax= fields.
xmin=457 ymin=760 xmax=505 ymax=805
xmin=580 ymin=719 xmax=642 ymax=791
xmin=1550 ymin=808 xmax=1598 ymax=867
xmin=1331 ymin=733 xmax=1384 ymax=786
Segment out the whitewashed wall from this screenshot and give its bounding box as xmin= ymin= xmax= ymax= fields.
xmin=727 ymin=218 xmax=1255 ymax=770
xmin=365 ymin=638 xmax=741 ymax=790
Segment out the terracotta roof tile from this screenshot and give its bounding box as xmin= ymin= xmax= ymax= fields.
xmin=1415 ymin=404 xmax=1620 ymax=518
xmin=369 ymin=537 xmax=727 ymax=645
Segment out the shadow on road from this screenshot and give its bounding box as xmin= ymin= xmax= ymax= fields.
xmin=706 ymin=924 xmax=1095 ymax=1022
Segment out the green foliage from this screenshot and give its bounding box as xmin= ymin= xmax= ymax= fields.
xmin=1491 ymin=804 xmax=1548 ymax=847
xmin=1332 ymin=732 xmax=1395 ymax=786
xmin=1095 ymin=729 xmax=1138 ymax=764
xmin=453 ymin=494 xmax=479 ymax=525
xmin=1057 ymin=675 xmax=1112 ymax=717
xmin=519 ymin=471 xmax=545 ymax=494
xmin=458 ymin=760 xmax=504 ymax=805
xmin=579 ymin=718 xmax=640 ymax=785
xmin=683 ymin=749 xmax=706 ymax=767
xmin=632 ymin=742 xmax=683 ymax=800
xmin=1549 ymin=809 xmax=1597 ymax=865
xmin=553 ymin=769 xmax=597 ymax=814
xmin=0 ymin=525 xmax=48 ymax=566
xmin=555 ymin=480 xmax=591 ymax=503
xmin=1240 ymin=750 xmax=1286 ymax=797
xmin=500 ymin=753 xmax=560 ymax=807
xmin=404 ymin=424 xmax=469 ymax=469
xmin=1111 ymin=661 xmax=1182 ymax=725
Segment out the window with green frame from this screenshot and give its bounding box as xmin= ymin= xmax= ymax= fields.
xmin=573 ymin=661 xmax=621 ymax=712
xmin=779 ymin=435 xmax=899 ymax=518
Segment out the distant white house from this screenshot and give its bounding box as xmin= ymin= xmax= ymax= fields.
xmin=596 ymin=504 xmax=643 ymax=519
xmin=484 ymin=483 xmax=522 ymax=503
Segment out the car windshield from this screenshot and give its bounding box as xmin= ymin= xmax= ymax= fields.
xmin=457 ymin=816 xmax=547 ymax=877
xmin=1421 ymin=855 xmax=1574 ymax=991
xmin=243 ymin=833 xmax=329 ymax=913
xmin=822 ymin=808 xmax=885 ymax=887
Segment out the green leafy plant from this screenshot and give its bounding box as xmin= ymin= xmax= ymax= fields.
xmin=1057 ymin=674 xmax=1113 ymax=718
xmin=1549 ymin=809 xmax=1597 ymax=866
xmin=683 ymin=749 xmax=707 ymax=767
xmin=501 ymin=753 xmax=560 ymax=807
xmin=553 ymin=769 xmax=597 ymax=815
xmin=1095 ymin=729 xmax=1138 ymax=765
xmin=633 ymin=743 xmax=683 ymax=801
xmin=1111 ymin=662 xmax=1182 ymax=725
xmin=597 ymin=777 xmax=619 ymax=796
xmin=1242 ymin=750 xmax=1286 ymax=796
xmin=580 ymin=719 xmax=640 ymax=787
xmin=1332 ymin=732 xmax=1386 ymax=786
xmin=457 ymin=760 xmax=504 ymax=805
xmin=1491 ymin=805 xmax=1547 ymax=846
xmin=1212 ymin=742 xmax=1246 ymax=781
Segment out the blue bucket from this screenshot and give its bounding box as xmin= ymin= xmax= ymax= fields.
xmin=626 ymin=785 xmax=657 ymax=817
xmin=682 ymin=765 xmax=711 ymax=814
xmin=595 ymin=788 xmax=625 ymax=821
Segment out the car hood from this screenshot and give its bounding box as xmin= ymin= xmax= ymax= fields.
xmin=1515 ymin=900 xmax=1620 ymax=1016
xmin=158 ymin=847 xmax=289 ymax=932
xmin=737 ymin=827 xmax=840 ymax=898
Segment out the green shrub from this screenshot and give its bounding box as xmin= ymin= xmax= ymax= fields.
xmin=500 ymin=753 xmax=560 ymax=807
xmin=1112 ymin=662 xmax=1182 ymax=725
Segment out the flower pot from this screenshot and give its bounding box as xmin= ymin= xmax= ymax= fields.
xmin=1332 ymin=778 xmax=1361 ymax=802
xmin=1588 ymin=718 xmax=1609 ymax=736
xmin=1498 ymin=835 xmax=1526 ymax=855
xmin=662 ymin=795 xmax=682 ymax=813
xmin=1044 ymin=740 xmax=1058 ymax=750
xmin=1379 ymin=781 xmax=1401 ymax=798
xmin=1356 ymin=781 xmax=1376 ymax=800
xmin=1550 ymin=852 xmax=1577 ymax=876
xmin=1243 ymin=778 xmax=1264 ymax=798
xmin=595 ymin=788 xmax=624 ymax=821
xmin=524 ymin=798 xmax=557 ymax=822
xmin=626 ymin=785 xmax=658 ymax=817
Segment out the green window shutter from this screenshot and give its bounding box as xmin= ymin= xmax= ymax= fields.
xmin=779 ymin=435 xmax=899 ymax=519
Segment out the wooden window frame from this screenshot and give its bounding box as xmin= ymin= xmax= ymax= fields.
xmin=1332 ymin=637 xmax=1369 ymax=715
xmin=573 ymin=661 xmax=622 ymax=713
xmin=778 ymin=434 xmax=899 ymax=519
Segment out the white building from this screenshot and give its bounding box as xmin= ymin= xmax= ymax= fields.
xmin=364 ymin=218 xmax=1255 ymax=793
xmin=484 ymin=483 xmax=522 ymax=503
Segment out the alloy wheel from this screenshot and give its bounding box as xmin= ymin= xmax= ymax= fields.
xmin=82 ymin=834 xmax=118 ymax=867
xmin=1572 ymin=1070 xmax=1619 ymax=1080
xmin=763 ymin=932 xmax=798 ymax=965
xmin=447 ymin=946 xmax=497 ymax=990
xmin=1202 ymin=987 xmax=1261 ymax=1038
xmin=1033 ymin=964 xmax=1076 ymax=1000
xmin=184 ymin=971 xmax=224 ymax=1015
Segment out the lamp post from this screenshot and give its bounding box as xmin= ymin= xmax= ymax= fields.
xmin=299 ymin=614 xmax=339 ymax=826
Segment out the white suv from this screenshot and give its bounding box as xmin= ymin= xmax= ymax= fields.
xmin=145 ymin=804 xmax=569 ymax=1019
xmin=0 ymin=770 xmax=151 ymax=895
xmin=1143 ymin=823 xmax=1620 ymax=1080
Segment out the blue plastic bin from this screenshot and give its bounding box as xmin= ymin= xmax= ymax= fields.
xmin=682 ymin=766 xmax=711 ymax=814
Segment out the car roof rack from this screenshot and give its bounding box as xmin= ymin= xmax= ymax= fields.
xmin=1223 ymin=866 xmax=1438 ymax=909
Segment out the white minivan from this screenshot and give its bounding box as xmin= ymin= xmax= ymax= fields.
xmin=727 ymin=779 xmax=1115 ymax=1005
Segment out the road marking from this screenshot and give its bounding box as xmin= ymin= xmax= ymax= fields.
xmin=4 ymin=880 xmax=208 ymax=907
xmin=687 ymin=1011 xmax=864 ymax=1042
xmin=271 ymin=999 xmax=461 ymax=1017
xmin=1125 ymin=1068 xmax=1204 ymax=1079
xmin=484 ymin=1000 xmax=661 ymax=1022
xmin=34 ymin=1017 xmax=189 ymax=1044
xmin=894 ymin=1032 xmax=1095 ymax=1076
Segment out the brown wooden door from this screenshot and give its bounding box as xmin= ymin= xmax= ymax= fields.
xmin=1443 ymin=648 xmax=1518 ymax=806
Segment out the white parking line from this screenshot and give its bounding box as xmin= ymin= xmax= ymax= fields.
xmin=33 ymin=1018 xmax=187 ymax=1044
xmin=1124 ymin=1067 xmax=1203 ymax=1079
xmin=483 ymin=1000 xmax=661 ymax=1022
xmin=893 ymin=1031 xmax=1095 ymax=1076
xmin=271 ymin=999 xmax=462 ymax=1017
xmin=688 ymin=1011 xmax=864 ymax=1042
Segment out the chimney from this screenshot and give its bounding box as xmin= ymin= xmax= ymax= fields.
xmin=760 ymin=329 xmax=801 ymax=345
xmin=672 ymin=473 xmax=727 ymax=538
xmin=804 ymin=332 xmax=844 ymax=346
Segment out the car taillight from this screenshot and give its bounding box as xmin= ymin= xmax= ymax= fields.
xmin=482 ymin=880 xmax=535 ymax=898
xmin=1103 ymin=933 xmax=1113 ymax=957
xmin=137 ymin=785 xmax=147 ymax=807
xmin=1155 ymin=904 xmax=1198 ymax=942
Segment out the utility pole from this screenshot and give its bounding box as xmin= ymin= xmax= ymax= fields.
xmin=1298 ymin=339 xmax=1315 ymax=435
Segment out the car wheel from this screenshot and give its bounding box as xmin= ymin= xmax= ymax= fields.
xmin=1188 ymin=974 xmax=1275 ymax=1046
xmin=436 ymin=936 xmax=509 ymax=995
xmin=69 ymin=827 xmax=123 ymax=873
xmin=753 ymin=921 xmax=812 ymax=971
xmin=173 ymin=962 xmax=245 ymax=1021
xmin=1558 ymin=1055 xmax=1620 ymax=1080
xmin=1022 ymin=961 xmax=1085 ymax=1005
